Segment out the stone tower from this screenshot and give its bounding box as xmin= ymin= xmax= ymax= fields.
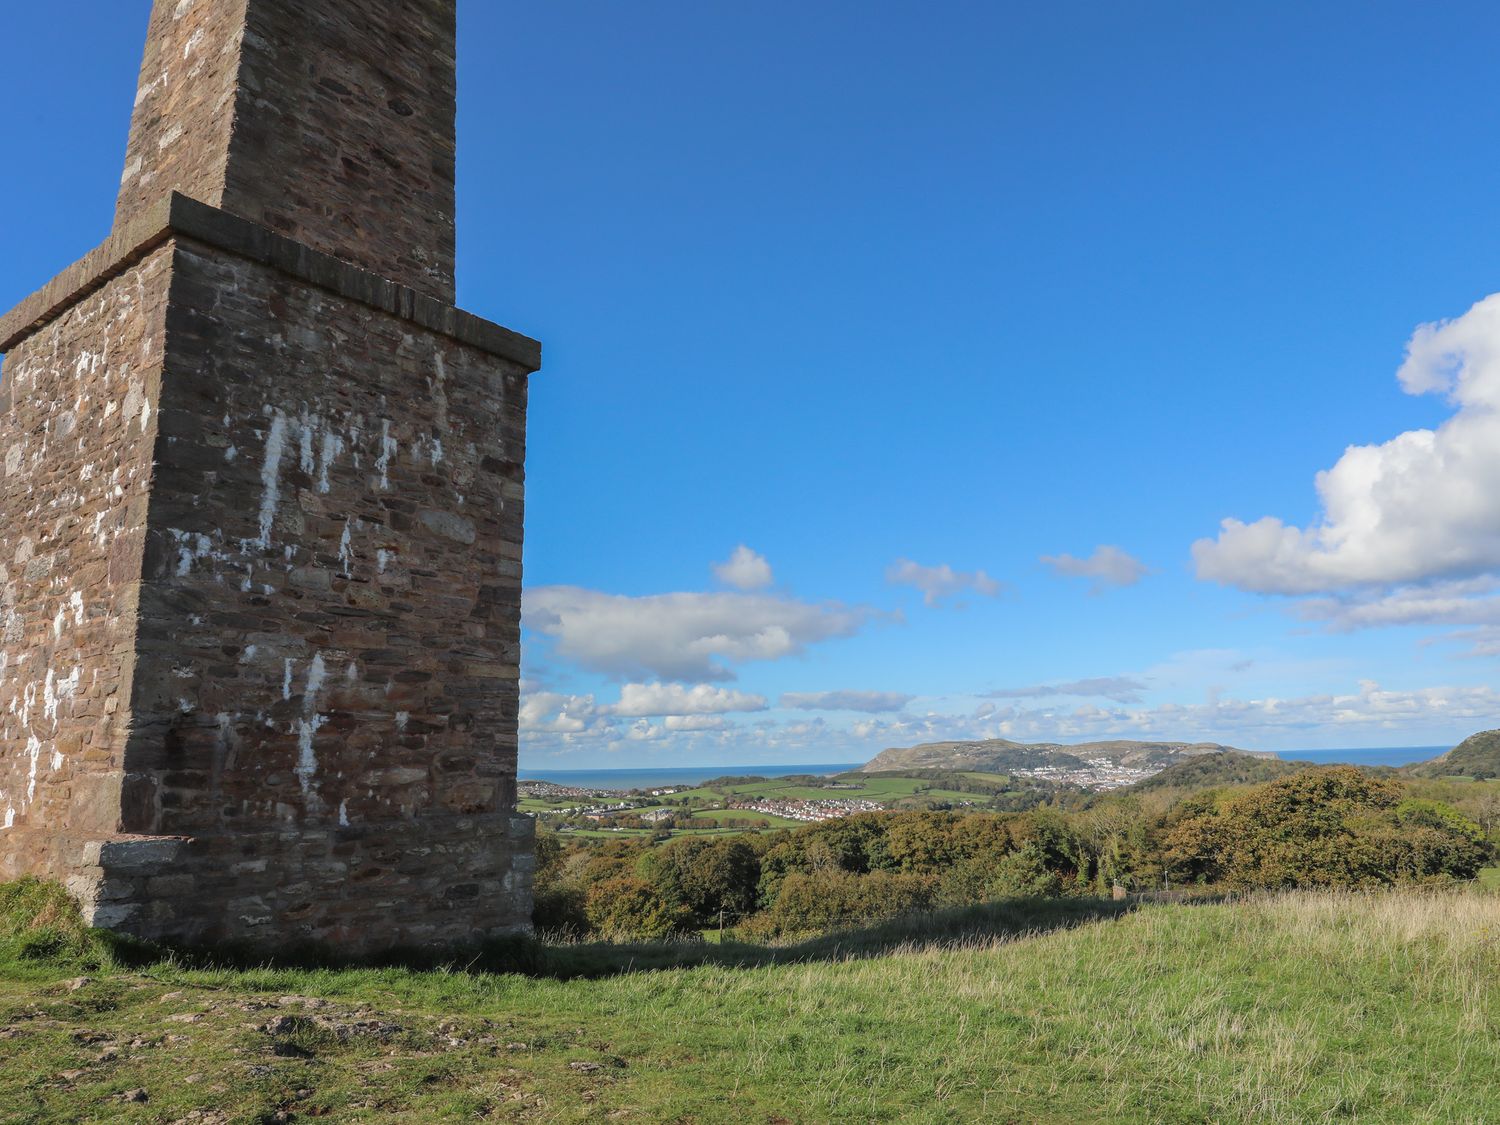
xmin=0 ymin=0 xmax=538 ymax=951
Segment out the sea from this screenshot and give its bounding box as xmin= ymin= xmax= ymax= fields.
xmin=517 ymin=763 xmax=862 ymax=790
xmin=1274 ymin=746 xmax=1450 ymax=769
xmin=517 ymin=746 xmax=1452 ymax=789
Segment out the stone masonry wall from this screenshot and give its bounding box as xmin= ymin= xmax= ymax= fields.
xmin=114 ymin=0 xmax=249 ymax=229
xmin=94 ymin=237 xmax=531 ymax=949
xmin=229 ymin=0 xmax=459 ymax=301
xmin=117 ymin=0 xmax=459 ymax=301
xmin=0 ymin=247 xmax=173 ymax=881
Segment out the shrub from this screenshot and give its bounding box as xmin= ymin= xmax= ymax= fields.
xmin=752 ymin=869 xmax=938 ymax=938
xmin=584 ymin=876 xmax=695 ymax=941
xmin=1164 ymin=767 xmax=1487 ymax=889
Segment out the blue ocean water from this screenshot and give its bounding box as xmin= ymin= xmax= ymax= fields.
xmin=517 ymin=763 xmax=862 ymax=790
xmin=1275 ymin=746 xmax=1449 ymax=768
xmin=518 ymin=747 xmax=1453 ymax=789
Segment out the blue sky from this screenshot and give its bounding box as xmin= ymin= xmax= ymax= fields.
xmin=5 ymin=1 xmax=1500 ymax=767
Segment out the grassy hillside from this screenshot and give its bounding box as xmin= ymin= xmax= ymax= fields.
xmin=860 ymin=738 xmax=1254 ymax=774
xmin=1 ymin=883 xmax=1496 ymax=1122
xmin=1407 ymin=729 xmax=1500 ymax=779
xmin=1119 ymin=749 xmax=1305 ymax=796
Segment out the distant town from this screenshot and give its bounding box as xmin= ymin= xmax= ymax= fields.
xmin=518 ymin=751 xmax=1173 ymax=835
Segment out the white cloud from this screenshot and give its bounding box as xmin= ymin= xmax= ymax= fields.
xmin=664 ymin=715 xmax=730 ymax=732
xmin=850 ymin=680 xmax=1500 ymax=747
xmin=985 ymin=676 xmax=1149 ymax=704
xmin=519 ymin=692 xmax=601 ymax=734
xmin=1041 ymin=546 xmax=1149 ymax=592
xmin=1295 ymin=577 xmax=1500 ymax=632
xmin=524 ymin=585 xmax=873 ymax=681
xmin=612 ymin=682 xmax=768 ymax=717
xmin=519 ymin=675 xmax=1497 ymax=763
xmin=886 ymin=559 xmax=1002 ymax=606
xmin=1196 ymin=293 xmax=1500 ymax=595
xmin=713 ymin=545 xmax=774 ymax=591
xmin=781 ymin=690 xmax=914 ymax=713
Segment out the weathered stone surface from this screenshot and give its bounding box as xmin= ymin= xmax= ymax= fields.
xmin=0 ymin=247 xmax=172 ymax=876
xmin=0 ymin=0 xmax=537 ymax=952
xmin=117 ymin=0 xmax=459 ymax=300
xmin=0 ymin=194 xmax=539 ymax=369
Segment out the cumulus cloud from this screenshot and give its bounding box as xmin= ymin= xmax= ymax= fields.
xmin=524 ymin=586 xmax=873 ymax=681
xmin=1195 ymin=294 xmax=1500 ymax=595
xmin=886 ymin=559 xmax=1002 ymax=606
xmin=520 ymin=677 xmax=1496 ymax=762
xmin=519 ymin=692 xmax=602 ymax=734
xmin=780 ymin=690 xmax=914 ymax=713
xmin=850 ymin=680 xmax=1500 ymax=747
xmin=1295 ymin=577 xmax=1500 ymax=632
xmin=712 ymin=545 xmax=774 ymax=591
xmin=664 ymin=715 xmax=730 ymax=731
xmin=1041 ymin=546 xmax=1149 ymax=592
xmin=985 ymin=676 xmax=1149 ymax=704
xmin=612 ymin=682 xmax=768 ymax=717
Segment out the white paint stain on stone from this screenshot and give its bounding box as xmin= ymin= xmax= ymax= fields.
xmin=25 ymin=735 xmax=41 ymax=805
xmin=299 ymin=419 xmax=316 ymax=474
xmin=296 ymin=653 xmax=329 ymax=809
xmin=395 ymin=712 xmax=410 ymax=732
xmin=296 ymin=716 xmax=327 ymax=806
xmin=256 ymin=411 xmax=289 ymax=549
xmin=376 ymin=419 xmax=397 ymax=490
xmin=338 ymin=799 xmax=350 ymax=827
xmin=43 ymin=667 xmax=79 ymax=724
xmin=305 ymin=653 xmax=327 ymax=699
xmin=338 ymin=521 xmax=354 ymax=578
xmin=317 ymin=431 xmax=344 ymax=494
xmin=282 ymin=659 xmax=294 ymax=701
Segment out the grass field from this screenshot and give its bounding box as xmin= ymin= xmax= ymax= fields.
xmin=668 ymin=776 xmax=988 ymax=806
xmin=687 ymin=807 xmax=807 ymax=828
xmin=2 ymin=884 xmax=1496 ymax=1122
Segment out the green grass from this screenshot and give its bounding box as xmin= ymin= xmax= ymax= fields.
xmin=687 ymin=807 xmax=807 ymax=828
xmin=517 ymin=796 xmax=584 ymax=813
xmin=1480 ymin=866 xmax=1500 ymax=891
xmin=1 ymin=883 xmax=1496 ymax=1122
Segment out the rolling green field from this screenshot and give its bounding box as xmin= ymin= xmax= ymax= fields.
xmin=664 ymin=775 xmax=988 ymax=805
xmin=527 ymin=772 xmax=1000 ymax=842
xmin=687 ymin=807 xmax=807 ymax=828
xmin=2 ymin=885 xmax=1496 ymax=1122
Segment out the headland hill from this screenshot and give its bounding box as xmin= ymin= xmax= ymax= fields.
xmin=519 ymin=734 xmax=1498 ymax=839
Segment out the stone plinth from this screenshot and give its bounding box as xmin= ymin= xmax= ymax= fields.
xmin=4 ymin=0 xmax=539 ymax=951
xmin=0 ymin=193 xmax=537 ymax=950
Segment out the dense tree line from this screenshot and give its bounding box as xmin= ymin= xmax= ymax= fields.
xmin=533 ymin=766 xmax=1494 ymax=941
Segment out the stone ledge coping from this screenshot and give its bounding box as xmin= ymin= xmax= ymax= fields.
xmin=0 ymin=192 xmax=542 ymax=372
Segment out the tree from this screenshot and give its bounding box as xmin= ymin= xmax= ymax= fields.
xmin=1164 ymin=767 xmax=1487 ymax=889
xmin=584 ymin=876 xmax=695 ymax=941
xmin=644 ymin=837 xmax=760 ymax=925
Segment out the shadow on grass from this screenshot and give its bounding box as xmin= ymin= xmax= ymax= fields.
xmin=518 ymin=896 xmax=1138 ymax=979
xmin=8 ymin=894 xmax=1146 ymax=984
xmin=1 ymin=878 xmax=1146 ymax=981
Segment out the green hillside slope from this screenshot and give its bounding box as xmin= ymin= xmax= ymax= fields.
xmin=1406 ymin=729 xmax=1500 ymax=779
xmin=860 ymin=737 xmax=1260 ymax=773
xmin=1122 ymin=748 xmax=1305 ymax=795
xmin=2 ymin=883 xmax=1496 ymax=1123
